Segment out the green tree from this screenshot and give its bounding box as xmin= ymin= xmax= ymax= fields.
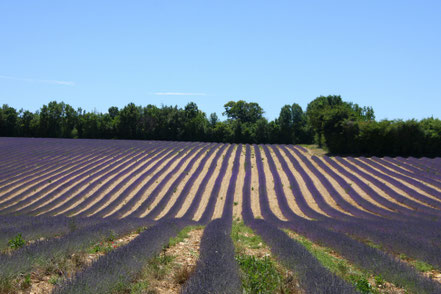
xmin=0 ymin=104 xmax=18 ymax=136
xmin=118 ymin=103 xmax=141 ymax=139
xmin=223 ymin=100 xmax=263 ymax=123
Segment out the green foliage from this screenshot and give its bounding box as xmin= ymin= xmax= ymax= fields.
xmin=89 ymin=240 xmax=117 ymax=254
xmin=49 ymin=275 xmax=60 ymax=285
xmin=129 ymin=280 xmax=149 ymax=293
xmin=2 ymin=98 xmax=441 ymax=157
xmin=374 ymin=274 xmax=385 ymax=287
xmin=8 ymin=233 xmax=25 ymax=249
xmin=236 ymin=255 xmax=283 ymax=294
xmin=135 ymin=226 xmax=148 ymax=234
xmin=223 ymin=100 xmax=264 ymax=123
xmin=106 ymin=230 xmax=116 ymax=242
xmin=168 ymin=226 xmax=202 ymax=248
xmin=349 ymin=275 xmax=375 ymax=294
xmin=231 ymin=221 xmax=263 ymax=251
xmin=413 ymin=260 xmax=434 ymax=272
xmin=399 ymin=254 xmax=434 ymax=272
xmin=287 ymin=230 xmax=381 ymax=293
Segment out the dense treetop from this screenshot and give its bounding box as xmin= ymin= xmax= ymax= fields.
xmin=1 ymin=96 xmax=440 ymax=157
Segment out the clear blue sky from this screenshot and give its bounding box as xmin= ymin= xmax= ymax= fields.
xmin=1 ymin=0 xmax=440 ymax=121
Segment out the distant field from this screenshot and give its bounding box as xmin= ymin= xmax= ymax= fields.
xmin=1 ymin=137 xmax=440 ymax=293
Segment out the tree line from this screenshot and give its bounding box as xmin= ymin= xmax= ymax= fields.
xmin=1 ymin=96 xmax=440 ymax=157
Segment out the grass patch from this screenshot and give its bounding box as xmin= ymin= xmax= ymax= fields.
xmin=232 ymin=222 xmax=299 ymax=294
xmin=283 ymin=229 xmax=407 ymax=294
xmin=236 ymin=255 xmax=284 ymax=293
xmin=231 ymin=221 xmax=263 ymax=253
xmin=362 ymin=237 xmax=436 ymax=274
xmin=399 ymin=253 xmax=434 ymax=273
xmin=114 ymin=225 xmax=202 ymax=294
xmin=168 ymin=225 xmax=203 ymax=248
xmin=298 ymin=144 xmax=329 ymax=156
xmin=7 ymin=233 xmax=26 ymax=250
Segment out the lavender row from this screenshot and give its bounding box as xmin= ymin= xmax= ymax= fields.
xmin=350 ymin=157 xmax=441 ymax=207
xmin=0 ymin=138 xmax=131 ymax=181
xmin=241 ymin=144 xmax=254 ymax=221
xmin=111 ymin=143 xmax=204 ymax=218
xmin=336 ymin=157 xmax=441 ymax=217
xmin=0 ymin=217 xmax=150 ymax=285
xmin=30 ymin=143 xmax=163 ymax=216
xmin=268 ymin=145 xmax=325 ymax=219
xmin=53 ymin=219 xmax=189 ymax=294
xmin=397 ymin=157 xmax=441 ymax=179
xmin=181 ymin=218 xmax=242 ymax=294
xmin=96 ymin=142 xmax=214 ymax=216
xmin=196 ymin=144 xmax=238 ymax=223
xmin=321 ymin=156 xmax=431 ymax=219
xmin=253 ymin=145 xmax=284 ymax=223
xmin=220 ymin=144 xmax=242 ymax=222
xmin=142 ymin=143 xmax=218 ymax=219
xmin=385 ymin=157 xmax=441 ymax=184
xmin=277 ymin=145 xmax=350 ymax=219
xmin=324 ymin=218 xmax=441 ymax=270
xmin=0 ymin=146 xmax=131 ymax=214
xmin=0 ymin=143 xmax=80 ymax=181
xmin=288 ymin=146 xmax=374 ymax=219
xmin=309 ymin=155 xmax=403 ymax=219
xmin=282 ymin=148 xmax=441 ymax=266
xmin=0 ymin=143 xmax=117 ymax=194
xmin=0 ymin=144 xmax=123 ymax=203
xmin=86 ymin=142 xmax=184 ymax=218
xmin=163 ymin=144 xmax=228 ymax=219
xmin=69 ymin=141 xmax=182 ymax=217
xmin=372 ymin=157 xmax=441 ymax=190
xmin=0 ymin=139 xmax=111 ymax=179
xmin=250 ymin=219 xmax=356 ymax=294
xmin=248 ymin=146 xmax=441 ymax=293
xmin=49 ymin=143 xmax=187 ymax=217
xmin=127 ymin=143 xmax=212 ymax=218
xmin=14 ymin=145 xmax=154 ymax=215
xmin=0 ymin=215 xmax=110 ymax=251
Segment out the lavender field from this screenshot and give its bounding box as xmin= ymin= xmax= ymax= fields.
xmin=1 ymin=137 xmax=441 ymax=293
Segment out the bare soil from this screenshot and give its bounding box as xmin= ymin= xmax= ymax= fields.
xmin=269 ymin=146 xmax=310 ymax=219
xmin=210 ymin=145 xmax=237 ymax=220
xmin=278 ymin=147 xmax=329 ymax=217
xmin=286 ymin=147 xmax=352 ymax=216
xmin=148 ymin=228 xmax=203 ymax=294
xmin=175 ymin=146 xmax=226 ymax=218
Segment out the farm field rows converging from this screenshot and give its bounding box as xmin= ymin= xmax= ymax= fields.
xmin=1 ymin=137 xmax=441 ymax=294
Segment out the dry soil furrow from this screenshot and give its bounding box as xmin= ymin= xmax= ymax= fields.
xmin=327 ymin=157 xmax=415 ymax=210
xmin=277 ymin=147 xmax=329 ymax=218
xmin=210 ymin=145 xmax=238 ymax=221
xmin=176 ymin=145 xmax=229 ymax=219
xmin=284 ymin=146 xmax=352 ymax=217
xmin=71 ymin=149 xmax=174 ymax=217
xmin=139 ymin=145 xmax=212 ymax=218
xmin=268 ymin=146 xmax=312 ymax=219
xmin=35 ymin=148 xmax=156 ymax=216
xmin=294 ymin=149 xmax=375 ymax=216
xmin=360 ymin=158 xmax=441 ymax=200
xmin=120 ymin=145 xmax=202 ymax=218
xmin=0 ymin=148 xmax=124 ymax=211
xmin=158 ymin=145 xmax=224 ymax=219
xmin=249 ymin=146 xmax=263 ymax=219
xmin=342 ymin=158 xmax=436 ymax=209
xmin=258 ymin=145 xmax=288 ymax=221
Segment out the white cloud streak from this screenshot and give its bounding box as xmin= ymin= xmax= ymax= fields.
xmin=154 ymin=92 xmax=206 ymax=96
xmin=0 ymin=75 xmax=75 ymax=86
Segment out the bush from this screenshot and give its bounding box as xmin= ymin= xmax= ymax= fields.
xmin=8 ymin=233 xmax=25 ymax=249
